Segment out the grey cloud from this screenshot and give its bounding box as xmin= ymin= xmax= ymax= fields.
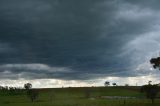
xmin=124 ymin=0 xmax=160 ymax=10
xmin=0 ymin=43 xmax=15 ymax=53
xmin=0 ymin=63 xmax=72 ymax=79
xmin=0 ymin=0 xmax=159 ymax=80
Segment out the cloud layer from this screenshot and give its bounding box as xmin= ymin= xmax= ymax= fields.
xmin=0 ymin=0 xmax=160 ymax=85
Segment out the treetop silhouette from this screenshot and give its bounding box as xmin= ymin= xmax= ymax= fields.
xmin=150 ymin=57 xmax=160 ymax=69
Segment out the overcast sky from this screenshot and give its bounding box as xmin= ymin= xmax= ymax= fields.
xmin=0 ymin=0 xmax=160 ymax=88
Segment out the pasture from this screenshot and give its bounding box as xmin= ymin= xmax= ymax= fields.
xmin=0 ymin=86 xmax=160 ymax=106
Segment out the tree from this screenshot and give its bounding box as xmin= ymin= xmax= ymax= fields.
xmin=24 ymin=83 xmax=39 ymax=102
xmin=141 ymin=84 xmax=159 ymax=104
xmin=150 ymin=57 xmax=160 ymax=69
xmin=24 ymin=83 xmax=32 ymax=90
xmin=125 ymin=84 xmax=129 ymax=86
xmin=148 ymin=81 xmax=152 ymax=85
xmin=112 ymin=83 xmax=117 ymax=86
xmin=104 ymin=81 xmax=110 ymax=86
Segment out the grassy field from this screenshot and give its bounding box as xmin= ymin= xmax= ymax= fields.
xmin=0 ymin=86 xmax=160 ymax=106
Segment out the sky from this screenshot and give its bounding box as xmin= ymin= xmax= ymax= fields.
xmin=0 ymin=0 xmax=160 ymax=88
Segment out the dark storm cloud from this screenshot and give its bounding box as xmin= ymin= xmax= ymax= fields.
xmin=0 ymin=0 xmax=159 ymax=80
xmin=124 ymin=0 xmax=160 ymax=10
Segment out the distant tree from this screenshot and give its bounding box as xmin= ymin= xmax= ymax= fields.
xmin=24 ymin=83 xmax=32 ymax=90
xmin=24 ymin=83 xmax=39 ymax=102
xmin=104 ymin=81 xmax=110 ymax=86
xmin=148 ymin=81 xmax=152 ymax=85
xmin=125 ymin=84 xmax=129 ymax=86
xmin=141 ymin=84 xmax=159 ymax=104
xmin=112 ymin=83 xmax=117 ymax=86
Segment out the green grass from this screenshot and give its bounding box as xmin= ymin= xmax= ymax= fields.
xmin=0 ymin=86 xmax=160 ymax=106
